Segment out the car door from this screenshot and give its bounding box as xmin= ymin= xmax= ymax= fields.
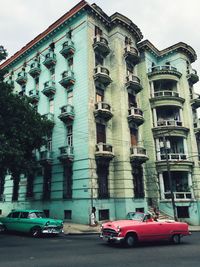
xmin=17 ymin=212 xmax=30 ymax=232
xmin=5 ymin=212 xmax=21 ymax=231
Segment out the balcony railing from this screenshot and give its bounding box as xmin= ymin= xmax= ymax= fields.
xmin=160 ymin=153 xmax=187 ymax=161
xmin=164 ymin=191 xmax=192 ymax=200
xmin=95 ymin=143 xmax=114 ymax=159
xmin=16 ymin=71 xmax=27 ymax=85
xmin=125 ymin=74 xmax=142 ymax=93
xmin=28 ymin=89 xmax=39 ymax=103
xmin=94 ymin=65 xmax=112 ymax=86
xmin=58 ymin=104 xmax=75 ymax=123
xmin=153 ymin=90 xmax=179 ymax=98
xmin=130 ymin=146 xmax=148 ymax=163
xmin=43 ymin=51 xmax=56 ymax=69
xmin=59 ymin=70 xmax=75 ymax=89
xmin=42 ymin=80 xmax=56 ymax=97
xmin=124 ymin=45 xmax=139 ymax=65
xmin=39 ymin=150 xmax=53 ymax=164
xmin=93 ymin=35 xmax=110 ymax=56
xmin=60 ymin=40 xmax=75 ymax=58
xmin=94 ymin=102 xmax=113 ymax=121
xmin=29 ymin=61 xmax=41 ymax=78
xmin=58 ymin=145 xmax=74 ymax=162
xmin=128 ymin=107 xmax=144 ymax=126
xmin=187 ymin=69 xmax=199 ymax=84
xmin=156 ymin=120 xmax=183 ymax=127
xmin=148 ymin=65 xmax=182 ymax=78
xmin=190 ymin=94 xmax=200 ymax=109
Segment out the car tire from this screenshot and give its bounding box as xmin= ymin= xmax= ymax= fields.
xmin=0 ymin=224 xmax=7 ymax=234
xmin=171 ymin=234 xmax=181 ymax=244
xmin=125 ymin=233 xmax=137 ymax=247
xmin=30 ymin=227 xmax=41 ymax=238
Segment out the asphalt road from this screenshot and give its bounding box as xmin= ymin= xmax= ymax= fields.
xmin=0 ymin=232 xmax=199 ymax=267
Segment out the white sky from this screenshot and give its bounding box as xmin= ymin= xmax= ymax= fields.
xmin=1 ymin=0 xmax=200 ymax=89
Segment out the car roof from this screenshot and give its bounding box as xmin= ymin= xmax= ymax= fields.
xmin=10 ymin=209 xmax=43 ymax=213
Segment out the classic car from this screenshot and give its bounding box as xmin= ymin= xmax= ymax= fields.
xmin=0 ymin=209 xmax=63 ymax=237
xmin=100 ymin=212 xmax=191 ymax=247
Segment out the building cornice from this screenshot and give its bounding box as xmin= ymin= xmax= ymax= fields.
xmin=138 ymin=39 xmax=197 ymax=63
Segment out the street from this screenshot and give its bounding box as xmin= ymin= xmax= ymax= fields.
xmin=0 ymin=232 xmax=200 ymax=267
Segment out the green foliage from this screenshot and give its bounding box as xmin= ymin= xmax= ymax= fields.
xmin=0 ymin=48 xmax=53 ymax=177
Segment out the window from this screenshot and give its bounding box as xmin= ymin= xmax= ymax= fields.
xmin=95 ymin=53 xmax=104 ymax=66
xmin=64 ymin=210 xmax=72 ymax=219
xmin=49 ymin=99 xmax=54 ymax=113
xmin=26 ymin=173 xmax=34 ymax=199
xmin=0 ymin=210 xmax=2 ymax=215
xmin=67 ymin=91 xmax=73 ymax=105
xmin=96 ymin=89 xmax=104 ymax=102
xmin=43 ymin=210 xmax=50 ymax=217
xmin=10 ymin=212 xmax=20 ymax=218
xmin=42 ymin=165 xmax=52 ymax=200
xmin=47 ymin=136 xmax=52 ymax=151
xmin=95 ymin=26 xmax=102 ymax=36
xmin=49 ymin=42 xmax=55 ymax=51
xmin=68 ymin=57 xmax=73 ymax=69
xmin=67 ymin=125 xmax=73 ymax=146
xmin=125 ymin=36 xmax=132 ymax=45
xmin=35 ymin=77 xmax=39 ymax=90
xmin=20 ymin=212 xmax=29 ymax=219
xmin=128 ymin=93 xmax=137 ymax=108
xmin=99 ymin=209 xmax=109 ymax=221
xmin=135 ymin=207 xmax=144 ymax=212
xmin=177 ymin=206 xmax=189 ymax=218
xmin=96 ymin=123 xmax=106 ymax=143
xmin=130 ymin=128 xmax=138 ymax=146
xmin=132 ymin=166 xmax=144 ymax=198
xmin=63 ymin=164 xmax=73 ymax=199
xmin=96 ymin=161 xmax=109 ymax=199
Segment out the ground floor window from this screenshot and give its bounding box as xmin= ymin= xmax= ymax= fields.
xmin=63 ymin=164 xmax=73 ymax=199
xmin=64 ymin=210 xmax=72 ymax=220
xmin=177 ymin=206 xmax=189 ymax=218
xmin=99 ymin=209 xmax=109 ymax=221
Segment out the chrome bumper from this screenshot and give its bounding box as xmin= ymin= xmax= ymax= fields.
xmin=100 ymin=233 xmax=124 ymax=242
xmin=42 ymin=228 xmax=64 ymax=234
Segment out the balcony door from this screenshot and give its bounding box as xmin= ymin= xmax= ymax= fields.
xmin=130 ymin=128 xmax=138 ymax=146
xmin=96 ymin=123 xmax=106 ymax=143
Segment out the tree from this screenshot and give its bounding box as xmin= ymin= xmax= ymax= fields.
xmin=0 ymin=45 xmax=54 ymax=199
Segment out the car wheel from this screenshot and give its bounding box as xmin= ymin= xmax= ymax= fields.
xmin=0 ymin=224 xmax=7 ymax=234
xmin=171 ymin=234 xmax=181 ymax=244
xmin=125 ymin=233 xmax=137 ymax=247
xmin=30 ymin=227 xmax=41 ymax=237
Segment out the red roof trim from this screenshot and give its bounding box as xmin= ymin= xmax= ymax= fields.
xmin=0 ymin=0 xmax=88 ymax=69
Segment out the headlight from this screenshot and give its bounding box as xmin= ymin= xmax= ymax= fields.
xmin=45 ymin=221 xmax=50 ymax=226
xmin=117 ymin=225 xmax=121 ymax=233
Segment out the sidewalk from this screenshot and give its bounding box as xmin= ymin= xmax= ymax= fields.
xmin=63 ymin=222 xmax=200 ymax=235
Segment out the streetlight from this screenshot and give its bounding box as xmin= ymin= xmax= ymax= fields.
xmin=161 ymin=136 xmax=178 ymax=221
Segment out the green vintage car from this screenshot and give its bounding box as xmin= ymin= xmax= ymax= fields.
xmin=0 ymin=209 xmax=63 ymax=237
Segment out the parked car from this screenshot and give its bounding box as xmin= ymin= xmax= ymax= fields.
xmin=100 ymin=212 xmax=191 ymax=247
xmin=0 ymin=209 xmax=63 ymax=237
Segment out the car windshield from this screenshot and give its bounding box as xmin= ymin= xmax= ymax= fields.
xmin=28 ymin=212 xmax=46 ymax=219
xmin=126 ymin=212 xmax=144 ymax=221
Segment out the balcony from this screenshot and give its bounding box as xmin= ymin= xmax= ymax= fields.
xmin=193 ymin=118 xmax=200 ymax=134
xmin=42 ymin=113 xmax=54 ymax=123
xmin=93 ymin=35 xmax=110 ymax=56
xmin=148 ymin=65 xmax=182 ymax=79
xmin=58 ymin=146 xmax=74 ymax=162
xmin=160 ymin=153 xmax=187 ymax=161
xmin=130 ymin=146 xmax=148 ymax=164
xmin=39 ymin=150 xmax=53 ymax=165
xmin=95 ymin=143 xmax=114 ymax=160
xmin=152 ymin=120 xmax=189 ymax=138
xmin=94 ymin=102 xmax=113 ymax=121
xmin=16 ymin=71 xmax=27 ymax=85
xmin=190 ymin=94 xmax=200 ymax=109
xmin=29 ymin=61 xmax=41 ymax=78
xmin=164 ymin=191 xmax=193 ymax=200
xmin=58 ymin=104 xmax=75 ymax=123
xmin=150 ymin=91 xmax=185 ymax=107
xmin=43 ymin=51 xmax=56 ymax=69
xmin=6 ymin=78 xmax=14 ymax=88
xmin=124 ymin=45 xmax=140 ymax=65
xmin=42 ymin=80 xmax=56 ymax=97
xmin=187 ymin=69 xmax=199 ymax=84
xmin=125 ymin=74 xmax=142 ymax=93
xmin=60 ymin=40 xmax=75 ymax=58
xmin=59 ymin=70 xmax=75 ymax=89
xmin=94 ymin=66 xmax=112 ymax=86
xmin=28 ymin=89 xmax=39 ymax=104
xmin=127 ymin=107 xmax=144 ymax=126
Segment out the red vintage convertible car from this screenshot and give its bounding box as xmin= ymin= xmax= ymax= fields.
xmin=100 ymin=212 xmax=191 ymax=247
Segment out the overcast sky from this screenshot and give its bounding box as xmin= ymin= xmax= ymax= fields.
xmin=1 ymin=0 xmax=200 ymax=88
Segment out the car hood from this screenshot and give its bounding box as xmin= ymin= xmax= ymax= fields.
xmin=102 ymin=220 xmax=140 ymax=229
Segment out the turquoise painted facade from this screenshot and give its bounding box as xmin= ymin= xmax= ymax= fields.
xmin=1 ymin=1 xmax=200 ymax=225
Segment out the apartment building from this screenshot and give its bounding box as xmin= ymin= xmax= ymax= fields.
xmin=1 ymin=1 xmax=200 ymax=225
